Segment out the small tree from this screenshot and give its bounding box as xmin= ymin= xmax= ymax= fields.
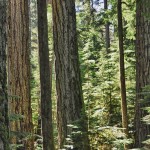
xmin=117 ymin=0 xmax=129 ymax=149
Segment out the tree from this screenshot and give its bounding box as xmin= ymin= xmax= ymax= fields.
xmin=104 ymin=0 xmax=110 ymax=53
xmin=37 ymin=0 xmax=54 ymax=149
xmin=134 ymin=0 xmax=150 ymax=148
xmin=117 ymin=0 xmax=129 ymax=148
xmin=7 ymin=1 xmax=33 ymax=149
xmin=52 ymin=0 xmax=90 ymax=149
xmin=0 ymin=0 xmax=9 ymax=149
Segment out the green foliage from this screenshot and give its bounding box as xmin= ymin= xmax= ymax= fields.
xmin=76 ymin=0 xmax=135 ymax=148
xmin=10 ymin=144 xmax=24 ymax=149
xmin=30 ymin=0 xmax=40 ymax=131
xmin=9 ymin=114 xmax=24 ymax=122
xmin=34 ymin=135 xmax=43 ymax=150
xmin=62 ymin=122 xmax=89 ymax=149
xmin=89 ymin=126 xmax=132 ymax=149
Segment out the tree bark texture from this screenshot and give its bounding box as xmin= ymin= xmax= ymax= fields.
xmin=117 ymin=0 xmax=129 ymax=148
xmin=47 ymin=0 xmax=52 ymax=5
xmin=0 ymin=0 xmax=9 ymax=149
xmin=7 ymin=1 xmax=33 ymax=149
xmin=134 ymin=0 xmax=150 ymax=148
xmin=52 ymin=0 xmax=90 ymax=149
xmin=37 ymin=0 xmax=54 ymax=149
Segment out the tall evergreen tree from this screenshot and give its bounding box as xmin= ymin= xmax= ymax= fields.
xmin=134 ymin=0 xmax=150 ymax=148
xmin=7 ymin=1 xmax=33 ymax=149
xmin=117 ymin=0 xmax=129 ymax=148
xmin=52 ymin=0 xmax=90 ymax=149
xmin=37 ymin=0 xmax=54 ymax=149
xmin=104 ymin=0 xmax=110 ymax=53
xmin=0 ymin=0 xmax=9 ymax=149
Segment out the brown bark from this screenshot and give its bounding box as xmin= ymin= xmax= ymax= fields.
xmin=7 ymin=1 xmax=33 ymax=149
xmin=37 ymin=0 xmax=54 ymax=149
xmin=47 ymin=0 xmax=52 ymax=4
xmin=0 ymin=0 xmax=9 ymax=149
xmin=134 ymin=0 xmax=150 ymax=148
xmin=52 ymin=0 xmax=90 ymax=149
xmin=117 ymin=0 xmax=129 ymax=149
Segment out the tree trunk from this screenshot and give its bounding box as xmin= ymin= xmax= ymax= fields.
xmin=52 ymin=0 xmax=90 ymax=149
xmin=47 ymin=0 xmax=52 ymax=4
xmin=104 ymin=0 xmax=110 ymax=53
xmin=0 ymin=0 xmax=9 ymax=149
xmin=37 ymin=0 xmax=54 ymax=149
xmin=104 ymin=0 xmax=113 ymax=125
xmin=134 ymin=0 xmax=150 ymax=148
xmin=7 ymin=1 xmax=33 ymax=149
xmin=117 ymin=0 xmax=129 ymax=149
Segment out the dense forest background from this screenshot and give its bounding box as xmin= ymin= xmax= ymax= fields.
xmin=0 ymin=0 xmax=150 ymax=150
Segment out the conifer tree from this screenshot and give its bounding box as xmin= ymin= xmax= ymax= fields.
xmin=37 ymin=0 xmax=54 ymax=149
xmin=134 ymin=0 xmax=150 ymax=148
xmin=0 ymin=0 xmax=9 ymax=149
xmin=118 ymin=0 xmax=129 ymax=149
xmin=7 ymin=1 xmax=33 ymax=149
xmin=52 ymin=0 xmax=90 ymax=149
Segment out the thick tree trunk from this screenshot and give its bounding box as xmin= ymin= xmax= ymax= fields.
xmin=134 ymin=0 xmax=150 ymax=148
xmin=52 ymin=0 xmax=90 ymax=149
xmin=117 ymin=0 xmax=129 ymax=149
xmin=7 ymin=1 xmax=33 ymax=149
xmin=37 ymin=0 xmax=54 ymax=149
xmin=0 ymin=0 xmax=9 ymax=149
